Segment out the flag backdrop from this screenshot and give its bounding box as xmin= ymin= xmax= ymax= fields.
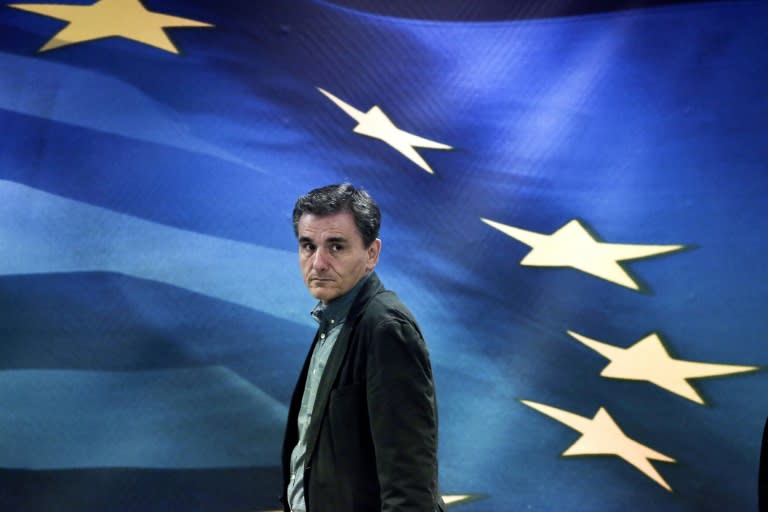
xmin=1 ymin=0 xmax=766 ymax=510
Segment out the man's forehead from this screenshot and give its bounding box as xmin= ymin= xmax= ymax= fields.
xmin=298 ymin=212 xmax=360 ymax=238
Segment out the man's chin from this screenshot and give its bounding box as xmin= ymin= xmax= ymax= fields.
xmin=308 ymin=284 xmax=339 ymax=303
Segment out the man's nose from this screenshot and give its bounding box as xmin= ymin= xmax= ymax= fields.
xmin=312 ymin=247 xmax=329 ymax=271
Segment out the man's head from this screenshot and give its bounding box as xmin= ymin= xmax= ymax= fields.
xmin=293 ymin=184 xmax=382 ymax=303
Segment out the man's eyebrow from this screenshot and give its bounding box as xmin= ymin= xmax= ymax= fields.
xmin=298 ymin=236 xmax=348 ymax=244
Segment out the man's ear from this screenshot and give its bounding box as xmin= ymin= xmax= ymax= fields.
xmin=366 ymin=238 xmax=382 ymax=271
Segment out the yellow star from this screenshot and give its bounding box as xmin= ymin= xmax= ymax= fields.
xmin=317 ymin=87 xmax=452 ymax=174
xmin=444 ymin=494 xmax=481 ymax=507
xmin=567 ymin=330 xmax=759 ymax=404
xmin=480 ymin=218 xmax=685 ymax=290
xmin=10 ymin=0 xmax=213 ymax=54
xmin=521 ymin=399 xmax=676 ymax=491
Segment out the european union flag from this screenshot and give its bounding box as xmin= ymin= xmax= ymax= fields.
xmin=1 ymin=1 xmax=766 ymax=510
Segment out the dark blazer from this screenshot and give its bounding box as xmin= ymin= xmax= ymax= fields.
xmin=281 ymin=272 xmax=445 ymax=512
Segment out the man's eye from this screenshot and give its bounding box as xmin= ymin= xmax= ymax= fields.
xmin=331 ymin=244 xmax=344 ymax=252
xmin=302 ymin=243 xmax=315 ymax=252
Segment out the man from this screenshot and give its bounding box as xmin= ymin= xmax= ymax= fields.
xmin=281 ymin=183 xmax=444 ymax=512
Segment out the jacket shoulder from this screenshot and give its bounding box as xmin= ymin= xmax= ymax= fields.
xmin=363 ymin=289 xmax=414 ymax=322
xmin=355 ymin=288 xmax=424 ymax=342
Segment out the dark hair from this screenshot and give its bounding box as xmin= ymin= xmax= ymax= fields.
xmin=292 ymin=183 xmax=381 ymax=247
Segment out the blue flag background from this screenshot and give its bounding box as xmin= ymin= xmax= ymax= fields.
xmin=1 ymin=0 xmax=766 ymax=510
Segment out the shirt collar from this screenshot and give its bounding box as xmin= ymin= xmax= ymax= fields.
xmin=310 ymin=272 xmax=371 ymax=327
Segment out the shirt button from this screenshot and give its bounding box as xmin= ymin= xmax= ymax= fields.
xmin=330 ymin=319 xmax=335 ymax=324
xmin=320 ymin=333 xmax=326 ymax=340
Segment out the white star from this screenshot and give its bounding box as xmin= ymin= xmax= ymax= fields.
xmin=521 ymin=400 xmax=676 ymax=491
xmin=317 ymin=87 xmax=452 ymax=174
xmin=10 ymin=0 xmax=212 ymax=54
xmin=480 ymin=218 xmax=685 ymax=290
xmin=568 ymin=330 xmax=759 ymax=404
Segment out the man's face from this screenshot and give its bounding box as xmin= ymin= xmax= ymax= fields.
xmin=297 ymin=212 xmax=381 ymax=304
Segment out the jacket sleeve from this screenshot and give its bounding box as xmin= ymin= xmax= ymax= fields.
xmin=365 ymin=316 xmax=440 ymax=511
